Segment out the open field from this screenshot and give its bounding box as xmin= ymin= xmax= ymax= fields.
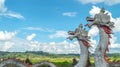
xmin=0 ymin=52 xmax=120 ymax=67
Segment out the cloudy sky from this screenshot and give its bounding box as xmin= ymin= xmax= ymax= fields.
xmin=0 ymin=0 xmax=120 ymax=54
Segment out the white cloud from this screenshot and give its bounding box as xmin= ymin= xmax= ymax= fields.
xmin=26 ymin=33 xmax=36 ymax=41
xmin=0 ymin=31 xmax=17 ymax=41
xmin=23 ymin=27 xmax=54 ymax=32
xmin=0 ymin=31 xmax=78 ymax=54
xmin=1 ymin=41 xmax=14 ymax=51
xmin=6 ymin=11 xmax=24 ymax=19
xmin=38 ymin=40 xmax=80 ymax=54
xmin=113 ymin=18 xmax=120 ymax=32
xmin=109 ymin=35 xmax=120 ymax=48
xmin=77 ymin=0 xmax=120 ymax=5
xmin=23 ymin=27 xmax=44 ymax=31
xmin=0 ymin=31 xmax=119 ymax=53
xmin=88 ymin=26 xmax=99 ymax=53
xmin=0 ymin=31 xmax=18 ymax=51
xmin=0 ymin=36 xmax=119 ymax=53
xmin=0 ymin=0 xmax=24 ymax=19
xmin=27 ymin=41 xmax=40 ymax=51
xmin=0 ymin=35 xmax=40 ymax=52
xmin=62 ymin=12 xmax=77 ymax=17
xmin=78 ymin=0 xmax=103 ymax=4
xmin=89 ymin=6 xmax=100 ymax=17
xmin=88 ymin=25 xmax=99 ymax=37
xmin=89 ymin=38 xmax=97 ymax=53
xmin=105 ymin=0 xmax=120 ymax=6
xmin=9 ymin=38 xmax=80 ymax=54
xmin=0 ymin=0 xmax=7 ymax=13
xmin=109 ymin=48 xmax=120 ymax=53
xmin=49 ymin=31 xmax=68 ymax=39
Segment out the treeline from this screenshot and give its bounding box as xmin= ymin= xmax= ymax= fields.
xmin=0 ymin=51 xmax=79 ymax=58
xmin=0 ymin=51 xmax=119 ymax=58
xmin=26 ymin=51 xmax=80 ymax=57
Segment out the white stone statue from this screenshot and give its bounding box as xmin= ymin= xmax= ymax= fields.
xmin=33 ymin=61 xmax=56 ymax=67
xmin=86 ymin=8 xmax=114 ymax=67
xmin=68 ymin=24 xmax=91 ymax=67
xmin=0 ymin=59 xmax=27 ymax=67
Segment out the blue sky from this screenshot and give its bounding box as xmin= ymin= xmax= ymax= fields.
xmin=0 ymin=0 xmax=120 ymax=54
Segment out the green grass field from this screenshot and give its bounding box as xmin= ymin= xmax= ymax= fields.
xmin=14 ymin=56 xmax=120 ymax=67
xmin=0 ymin=52 xmax=120 ymax=67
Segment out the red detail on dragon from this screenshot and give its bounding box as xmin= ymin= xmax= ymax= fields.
xmin=78 ymin=39 xmax=91 ymax=67
xmin=100 ymin=25 xmax=112 ymax=63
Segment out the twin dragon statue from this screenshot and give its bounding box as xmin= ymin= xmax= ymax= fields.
xmin=68 ymin=8 xmax=114 ymax=67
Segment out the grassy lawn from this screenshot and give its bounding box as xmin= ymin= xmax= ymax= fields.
xmin=0 ymin=53 xmax=120 ymax=67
